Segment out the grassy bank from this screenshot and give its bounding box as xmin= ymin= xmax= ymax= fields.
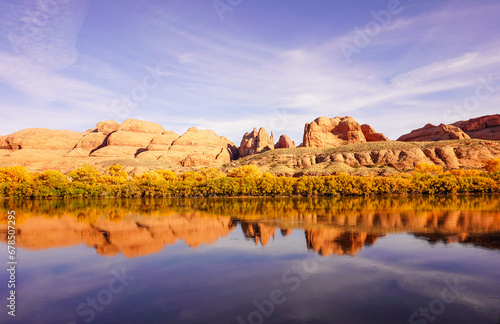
xmin=0 ymin=162 xmax=499 ymax=199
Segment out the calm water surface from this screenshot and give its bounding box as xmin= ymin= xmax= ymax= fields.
xmin=0 ymin=196 xmax=499 ymax=324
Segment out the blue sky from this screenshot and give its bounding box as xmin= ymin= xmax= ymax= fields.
xmin=0 ymin=0 xmax=499 ymax=144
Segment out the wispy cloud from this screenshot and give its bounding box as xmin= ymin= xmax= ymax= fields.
xmin=0 ymin=0 xmax=498 ymax=142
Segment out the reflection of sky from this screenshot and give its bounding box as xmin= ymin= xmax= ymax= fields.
xmin=0 ymin=231 xmax=499 ymax=324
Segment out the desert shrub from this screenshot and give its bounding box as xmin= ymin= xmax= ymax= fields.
xmin=103 ymin=164 xmax=129 ymax=185
xmin=154 ymin=170 xmax=178 ymax=182
xmin=414 ymin=163 xmax=444 ymax=176
xmin=68 ymin=164 xmax=103 ymax=185
xmin=36 ymin=170 xmax=68 ymax=184
xmin=228 ymin=165 xmax=262 ymax=178
xmin=485 ymin=158 xmax=500 ymax=173
xmin=199 ymin=167 xmax=225 ymax=180
xmin=180 ymin=171 xmax=204 ymax=182
xmin=0 ymin=166 xmax=32 ymax=183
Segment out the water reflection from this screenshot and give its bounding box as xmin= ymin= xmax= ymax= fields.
xmin=1 ymin=196 xmax=499 ymax=258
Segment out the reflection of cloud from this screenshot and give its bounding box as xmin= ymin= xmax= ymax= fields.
xmin=2 ymin=229 xmax=500 ymax=323
xmin=6 ymin=0 xmax=88 ymax=69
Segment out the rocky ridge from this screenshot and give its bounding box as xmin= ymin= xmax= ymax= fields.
xmin=0 ymin=115 xmax=499 ymax=174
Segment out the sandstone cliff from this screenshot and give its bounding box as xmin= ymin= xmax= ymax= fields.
xmin=398 ymin=123 xmax=470 ymax=142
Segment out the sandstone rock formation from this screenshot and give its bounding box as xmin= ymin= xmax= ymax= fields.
xmin=0 ymin=128 xmax=82 ymax=150
xmin=117 ymin=119 xmax=165 ymax=134
xmin=96 ymin=120 xmax=120 ymax=135
xmin=275 ymin=134 xmax=296 ymax=149
xmin=239 ymin=127 xmax=274 ymax=158
xmin=137 ymin=127 xmax=238 ymax=167
xmin=397 ymin=123 xmax=470 ymax=142
xmin=89 ymin=119 xmax=166 ymax=158
xmin=452 ymin=114 xmax=500 ymax=140
xmin=302 ymin=116 xmax=389 ymax=148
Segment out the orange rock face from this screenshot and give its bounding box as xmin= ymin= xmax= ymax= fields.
xmin=397 ymin=123 xmax=470 ymax=142
xmin=275 ymin=134 xmax=296 ymax=149
xmin=302 ymin=116 xmax=389 ymax=148
xmin=239 ymin=127 xmax=274 ymax=157
xmin=452 ymin=114 xmax=500 ymax=140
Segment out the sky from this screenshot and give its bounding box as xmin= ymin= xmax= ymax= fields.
xmin=0 ymin=0 xmax=499 ymax=144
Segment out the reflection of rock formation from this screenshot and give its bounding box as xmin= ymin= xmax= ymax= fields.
xmin=240 ymin=222 xmax=276 ymax=246
xmin=1 ymin=199 xmax=500 ymax=257
xmin=412 ymin=232 xmax=500 ymax=250
xmin=305 ymin=229 xmax=385 ymax=256
xmin=0 ymin=214 xmax=235 ymax=258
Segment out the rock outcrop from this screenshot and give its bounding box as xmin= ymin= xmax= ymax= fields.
xmin=275 ymin=135 xmax=296 ymax=149
xmin=452 ymin=114 xmax=500 ymax=140
xmin=302 ymin=116 xmax=389 ymax=148
xmin=361 ymin=124 xmax=390 ymax=142
xmin=137 ymin=127 xmax=238 ymax=167
xmin=398 ymin=123 xmax=470 ymax=142
xmin=239 ymin=127 xmax=274 ymax=157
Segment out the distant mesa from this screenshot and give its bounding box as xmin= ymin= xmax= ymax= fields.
xmin=239 ymin=127 xmax=274 ymax=158
xmin=397 ymin=123 xmax=470 ymax=142
xmin=451 ymin=114 xmax=500 ymax=141
xmin=302 ymin=116 xmax=389 ymax=148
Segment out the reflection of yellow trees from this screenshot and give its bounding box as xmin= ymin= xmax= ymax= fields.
xmin=0 ymin=164 xmax=498 ymax=198
xmin=1 ymin=196 xmax=500 ymax=229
